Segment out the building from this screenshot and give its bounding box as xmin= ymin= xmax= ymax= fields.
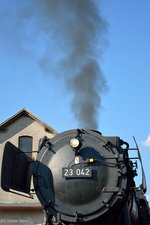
xmin=0 ymin=108 xmax=58 ymax=225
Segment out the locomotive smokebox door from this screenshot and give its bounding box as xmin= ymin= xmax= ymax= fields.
xmin=1 ymin=141 xmax=35 ymax=197
xmin=33 ymin=129 xmax=128 ymax=223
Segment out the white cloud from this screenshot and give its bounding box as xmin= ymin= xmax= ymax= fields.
xmin=142 ymin=135 xmax=150 ymax=146
xmin=146 ymin=195 xmax=150 ymax=205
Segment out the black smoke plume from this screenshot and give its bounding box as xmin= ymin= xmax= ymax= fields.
xmin=2 ymin=0 xmax=108 ymax=129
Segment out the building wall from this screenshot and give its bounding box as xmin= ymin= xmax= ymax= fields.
xmin=0 ymin=208 xmax=44 ymax=225
xmin=0 ymin=115 xmax=56 ymax=224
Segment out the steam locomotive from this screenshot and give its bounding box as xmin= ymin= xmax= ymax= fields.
xmin=1 ymin=129 xmax=150 ymax=225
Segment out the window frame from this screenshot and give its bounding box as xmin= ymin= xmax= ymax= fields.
xmin=18 ymin=135 xmax=33 ymax=157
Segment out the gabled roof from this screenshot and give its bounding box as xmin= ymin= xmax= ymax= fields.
xmin=0 ymin=108 xmax=58 ymax=134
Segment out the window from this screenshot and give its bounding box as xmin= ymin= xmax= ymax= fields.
xmin=19 ymin=136 xmax=33 ymax=157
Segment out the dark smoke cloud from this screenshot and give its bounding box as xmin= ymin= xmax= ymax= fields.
xmin=1 ymin=0 xmax=108 ymax=129
xmin=37 ymin=0 xmax=108 ymax=129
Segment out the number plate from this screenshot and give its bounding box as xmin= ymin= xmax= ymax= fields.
xmin=62 ymin=167 xmax=92 ymax=178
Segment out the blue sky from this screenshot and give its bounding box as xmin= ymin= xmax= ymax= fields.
xmin=0 ymin=0 xmax=150 ymax=200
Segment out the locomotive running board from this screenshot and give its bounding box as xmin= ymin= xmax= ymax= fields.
xmin=1 ymin=141 xmax=35 ymax=199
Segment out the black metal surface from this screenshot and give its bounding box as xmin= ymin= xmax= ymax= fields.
xmin=1 ymin=141 xmax=34 ymax=195
xmin=33 ymin=129 xmax=127 ymax=223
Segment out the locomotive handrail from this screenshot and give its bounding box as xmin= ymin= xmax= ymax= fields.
xmin=133 ymin=136 xmax=147 ymax=193
xmin=118 ymin=138 xmax=147 ymax=194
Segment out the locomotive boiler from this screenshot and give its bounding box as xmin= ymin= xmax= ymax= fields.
xmin=1 ymin=129 xmax=150 ymax=225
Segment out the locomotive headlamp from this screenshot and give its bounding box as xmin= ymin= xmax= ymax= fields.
xmin=70 ymin=138 xmax=80 ymax=148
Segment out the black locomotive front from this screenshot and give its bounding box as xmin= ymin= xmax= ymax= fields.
xmin=33 ymin=129 xmax=130 ymax=224
xmin=1 ymin=129 xmax=150 ymax=225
